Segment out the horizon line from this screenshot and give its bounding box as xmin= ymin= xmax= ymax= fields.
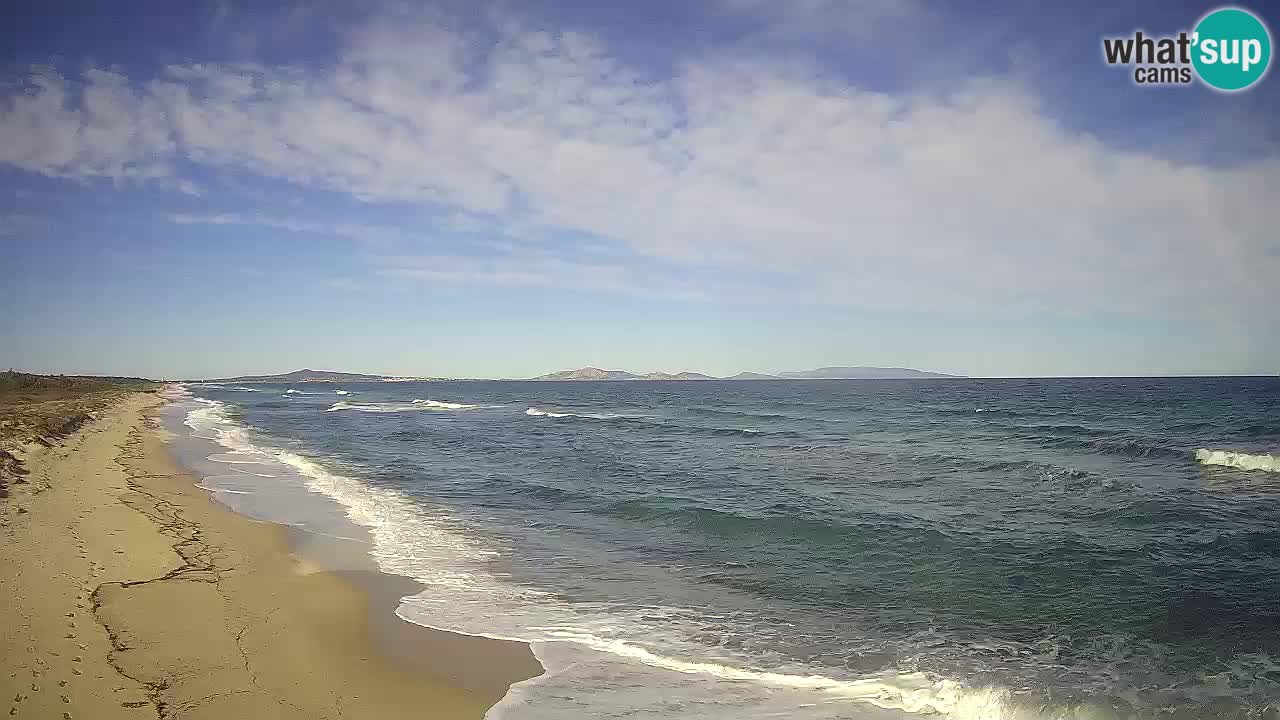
xmin=9 ymin=367 xmax=1277 ymax=382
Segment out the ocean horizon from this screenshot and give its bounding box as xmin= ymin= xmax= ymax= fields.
xmin=163 ymin=376 xmax=1280 ymax=720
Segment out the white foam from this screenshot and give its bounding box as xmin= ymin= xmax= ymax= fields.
xmin=524 ymin=407 xmax=628 ymax=420
xmin=1195 ymin=449 xmax=1280 ymax=473
xmin=208 ymin=453 xmax=270 ymax=464
xmin=183 ymin=399 xmax=264 ymax=459
xmin=526 ymin=407 xmax=571 ymax=418
xmin=412 ymin=399 xmax=479 ymax=410
xmin=325 ymin=398 xmax=481 ymax=413
xmin=326 ymin=400 xmax=471 ymax=413
xmin=195 ymin=484 xmax=252 ymax=495
xmin=507 ymin=630 xmax=967 ymax=712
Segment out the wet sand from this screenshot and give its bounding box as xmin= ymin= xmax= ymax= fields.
xmin=0 ymin=392 xmax=541 ymax=719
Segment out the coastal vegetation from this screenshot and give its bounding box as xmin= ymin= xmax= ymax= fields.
xmin=0 ymin=371 xmax=156 ymax=498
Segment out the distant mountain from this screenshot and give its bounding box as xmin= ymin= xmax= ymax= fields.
xmin=531 ymin=368 xmax=717 ymax=381
xmin=532 ymin=367 xmax=640 ymax=381
xmin=639 ymin=371 xmax=717 ymax=381
xmin=776 ymin=366 xmax=960 ymax=379
xmin=530 ymin=366 xmax=959 ymax=381
xmin=198 ymin=366 xmax=960 ymax=383
xmin=196 ymin=368 xmax=436 ymax=383
xmin=725 ymin=371 xmax=782 ymax=380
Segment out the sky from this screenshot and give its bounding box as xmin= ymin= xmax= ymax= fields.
xmin=1 ymin=0 xmax=1278 ymax=380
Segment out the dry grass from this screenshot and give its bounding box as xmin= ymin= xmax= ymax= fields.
xmin=0 ymin=371 xmax=160 ymax=496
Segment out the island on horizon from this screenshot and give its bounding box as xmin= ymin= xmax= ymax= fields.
xmin=191 ymin=368 xmax=446 ymax=383
xmin=189 ymin=366 xmax=965 ymax=383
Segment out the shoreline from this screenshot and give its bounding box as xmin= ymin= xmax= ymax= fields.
xmin=1 ymin=392 xmax=541 ymax=719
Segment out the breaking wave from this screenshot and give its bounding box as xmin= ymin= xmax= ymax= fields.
xmin=526 ymin=407 xmax=572 ymax=418
xmin=1195 ymin=449 xmax=1280 ymax=473
xmin=524 ymin=407 xmax=799 ymax=438
xmin=524 ymin=406 xmax=632 ymax=420
xmin=327 ymin=399 xmax=480 ymax=413
xmin=412 ymin=399 xmax=479 ymax=410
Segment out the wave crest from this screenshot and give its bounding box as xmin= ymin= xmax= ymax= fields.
xmin=412 ymin=399 xmax=478 ymax=410
xmin=1195 ymin=449 xmax=1280 ymax=473
xmin=327 ymin=399 xmax=479 ymax=413
xmin=526 ymin=407 xmax=572 ymax=418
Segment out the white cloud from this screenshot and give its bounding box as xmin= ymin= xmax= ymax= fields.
xmin=0 ymin=68 xmax=173 ymax=180
xmin=2 ymin=11 xmax=1278 ymax=335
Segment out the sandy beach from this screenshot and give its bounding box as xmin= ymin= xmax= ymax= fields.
xmin=1 ymin=391 xmax=541 ymax=719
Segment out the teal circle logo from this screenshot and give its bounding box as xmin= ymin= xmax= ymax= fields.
xmin=1192 ymin=7 xmax=1272 ymax=91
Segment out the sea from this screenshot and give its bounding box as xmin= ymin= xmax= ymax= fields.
xmin=161 ymin=377 xmax=1280 ymax=719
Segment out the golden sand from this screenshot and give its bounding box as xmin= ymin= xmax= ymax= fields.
xmin=1 ymin=393 xmax=541 ymax=719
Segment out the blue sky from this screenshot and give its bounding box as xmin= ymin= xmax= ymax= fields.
xmin=2 ymin=0 xmax=1278 ymax=379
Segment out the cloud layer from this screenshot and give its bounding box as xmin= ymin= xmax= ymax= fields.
xmin=2 ymin=9 xmax=1277 ymax=329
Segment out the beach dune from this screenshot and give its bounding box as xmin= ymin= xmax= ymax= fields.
xmin=1 ymin=393 xmax=540 ymax=719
